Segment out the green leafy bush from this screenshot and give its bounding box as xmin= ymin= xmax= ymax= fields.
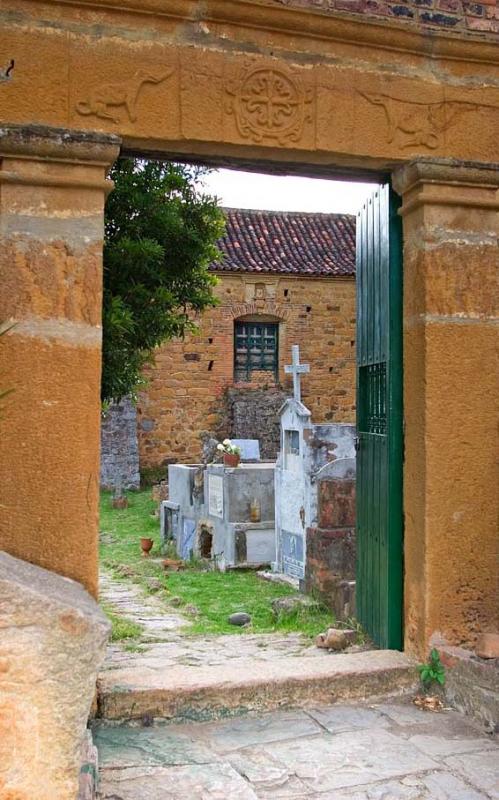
xmin=102 ymin=159 xmax=225 ymax=403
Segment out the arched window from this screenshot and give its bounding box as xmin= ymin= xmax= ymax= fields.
xmin=234 ymin=316 xmax=279 ymax=382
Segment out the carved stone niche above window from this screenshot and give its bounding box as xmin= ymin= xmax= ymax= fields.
xmin=244 ymin=280 xmax=278 ymax=304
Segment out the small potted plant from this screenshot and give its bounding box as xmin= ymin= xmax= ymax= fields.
xmin=217 ymin=438 xmax=241 ymax=468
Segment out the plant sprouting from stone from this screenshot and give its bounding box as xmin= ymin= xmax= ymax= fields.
xmin=418 ymin=647 xmax=445 ymax=691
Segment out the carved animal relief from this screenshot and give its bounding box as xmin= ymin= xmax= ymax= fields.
xmin=76 ymin=67 xmax=173 ymax=124
xmin=226 ymin=64 xmax=313 ymax=145
xmin=360 ymin=92 xmax=480 ymax=150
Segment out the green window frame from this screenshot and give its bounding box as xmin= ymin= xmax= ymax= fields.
xmin=234 ymin=321 xmax=279 ymax=382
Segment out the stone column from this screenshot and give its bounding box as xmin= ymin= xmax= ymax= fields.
xmin=0 ymin=125 xmax=120 ymax=597
xmin=393 ymin=160 xmax=499 ymax=656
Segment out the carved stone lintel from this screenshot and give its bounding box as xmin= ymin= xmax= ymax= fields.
xmin=359 ymin=92 xmax=494 ymax=152
xmin=226 ymin=63 xmax=313 ymax=145
xmin=75 ymin=67 xmax=174 ymax=125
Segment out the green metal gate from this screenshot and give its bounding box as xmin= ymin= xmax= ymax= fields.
xmin=355 ymin=183 xmax=403 ymax=650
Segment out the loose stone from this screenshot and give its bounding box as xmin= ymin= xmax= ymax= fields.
xmin=228 ymin=612 xmax=251 ymax=626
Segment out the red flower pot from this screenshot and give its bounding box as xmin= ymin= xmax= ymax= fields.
xmin=140 ymin=537 xmax=154 ymax=557
xmin=223 ymin=452 xmax=240 ymax=468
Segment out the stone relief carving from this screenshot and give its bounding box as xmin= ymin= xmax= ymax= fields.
xmin=76 ymin=67 xmax=173 ymax=124
xmin=226 ymin=64 xmax=313 ymax=144
xmin=360 ymin=92 xmax=480 ymax=150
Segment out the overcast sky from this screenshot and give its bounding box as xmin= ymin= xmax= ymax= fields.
xmin=201 ymin=168 xmax=375 ymax=215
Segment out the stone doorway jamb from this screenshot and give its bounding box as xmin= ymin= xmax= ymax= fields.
xmin=0 ymin=124 xmax=121 ymax=597
xmin=393 ymin=158 xmax=499 ymax=657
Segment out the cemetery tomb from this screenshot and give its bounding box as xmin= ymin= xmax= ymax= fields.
xmin=275 ymin=347 xmax=356 ymax=615
xmin=166 ymin=441 xmax=276 ymax=569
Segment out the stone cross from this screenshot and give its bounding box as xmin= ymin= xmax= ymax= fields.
xmin=285 ymin=345 xmax=310 ymax=403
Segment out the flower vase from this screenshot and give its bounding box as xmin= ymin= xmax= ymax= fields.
xmin=140 ymin=537 xmax=154 ymax=557
xmin=223 ymin=452 xmax=240 ymax=468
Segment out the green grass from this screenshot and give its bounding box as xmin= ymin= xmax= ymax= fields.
xmin=101 ymin=602 xmax=144 ymax=642
xmin=99 ymin=489 xmax=335 ymax=637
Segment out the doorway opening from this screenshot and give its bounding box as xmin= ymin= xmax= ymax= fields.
xmin=99 ymin=157 xmax=402 ymax=661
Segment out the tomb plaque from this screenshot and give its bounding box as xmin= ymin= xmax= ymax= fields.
xmin=208 ymin=474 xmax=224 ymax=518
xmin=231 ymin=439 xmax=260 ymax=461
xmin=281 ymin=530 xmax=305 ymax=578
xmin=180 ymin=519 xmax=195 ymax=560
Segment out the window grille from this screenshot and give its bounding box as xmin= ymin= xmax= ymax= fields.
xmin=234 ymin=321 xmax=278 ymax=382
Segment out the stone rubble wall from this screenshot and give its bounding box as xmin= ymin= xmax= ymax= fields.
xmin=100 ymin=398 xmax=140 ymax=490
xmin=223 ymin=386 xmax=289 ymax=460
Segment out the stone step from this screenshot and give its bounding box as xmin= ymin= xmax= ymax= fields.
xmin=97 ymin=649 xmax=417 ymax=722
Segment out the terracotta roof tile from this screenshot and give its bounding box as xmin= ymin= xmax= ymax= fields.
xmin=210 ymin=208 xmax=356 ymax=277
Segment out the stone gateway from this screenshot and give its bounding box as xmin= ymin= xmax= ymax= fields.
xmin=0 ymin=3 xmax=498 ymax=796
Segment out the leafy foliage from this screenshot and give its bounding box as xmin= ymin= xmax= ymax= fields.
xmin=102 ymin=158 xmax=225 ymax=403
xmin=418 ymin=647 xmax=446 ymax=690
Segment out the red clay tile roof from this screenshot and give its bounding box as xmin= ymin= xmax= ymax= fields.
xmin=211 ymin=208 xmax=356 ymax=277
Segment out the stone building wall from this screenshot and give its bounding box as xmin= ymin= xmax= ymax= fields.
xmin=137 ymin=273 xmax=356 ymax=468
xmin=100 ymin=398 xmax=140 ymax=490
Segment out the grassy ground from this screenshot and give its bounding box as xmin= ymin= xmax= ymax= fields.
xmin=99 ymin=489 xmax=335 ymax=638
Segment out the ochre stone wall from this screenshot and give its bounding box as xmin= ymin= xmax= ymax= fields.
xmin=1 ymin=0 xmax=498 ymax=657
xmin=137 ymin=274 xmax=356 ymax=468
xmin=393 ymin=161 xmax=499 ymax=652
xmin=0 ymin=127 xmax=119 ymax=598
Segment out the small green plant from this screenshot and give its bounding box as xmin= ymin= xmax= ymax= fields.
xmin=101 ymin=603 xmax=144 ymax=642
xmin=140 ymin=465 xmax=166 ymax=488
xmin=418 ymin=647 xmax=446 ymax=691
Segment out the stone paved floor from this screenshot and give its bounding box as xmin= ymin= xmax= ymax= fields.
xmin=98 ymin=571 xmax=414 ymax=722
xmin=95 ymin=700 xmax=499 ymax=799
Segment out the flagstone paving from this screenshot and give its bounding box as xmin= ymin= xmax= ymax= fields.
xmin=95 ymin=700 xmax=499 ymax=799
xmin=97 ymin=571 xmax=416 ymax=722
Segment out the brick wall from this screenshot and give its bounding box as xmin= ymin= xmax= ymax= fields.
xmin=270 ymin=0 xmax=499 ymax=34
xmin=137 ymin=273 xmax=356 ymax=468
xmin=305 ymin=468 xmax=357 ymax=618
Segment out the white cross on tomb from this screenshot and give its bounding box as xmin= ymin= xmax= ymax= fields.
xmin=285 ymin=345 xmax=310 ymax=403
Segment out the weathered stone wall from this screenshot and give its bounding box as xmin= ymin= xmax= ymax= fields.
xmin=269 ymin=0 xmax=498 ymax=34
xmin=0 ymin=552 xmax=110 ymax=800
xmin=306 ymin=465 xmax=357 ymax=619
xmin=137 ymin=274 xmax=356 ymax=468
xmin=222 ymin=386 xmax=289 ymax=460
xmin=0 ymin=126 xmax=119 ymax=598
xmin=100 ymin=398 xmax=140 ymax=490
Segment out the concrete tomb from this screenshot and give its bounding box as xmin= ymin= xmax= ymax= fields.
xmin=275 ymin=347 xmax=356 ymax=616
xmin=165 ymin=442 xmax=276 ymax=570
